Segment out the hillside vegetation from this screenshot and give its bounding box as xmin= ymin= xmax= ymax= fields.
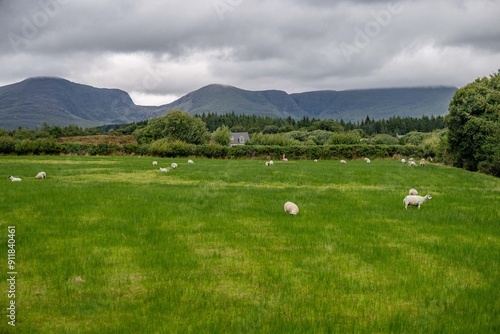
xmin=0 ymin=77 xmax=455 ymax=129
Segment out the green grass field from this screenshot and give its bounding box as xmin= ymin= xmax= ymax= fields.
xmin=1 ymin=155 xmax=499 ymax=333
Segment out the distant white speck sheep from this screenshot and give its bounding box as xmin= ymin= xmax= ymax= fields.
xmin=8 ymin=176 xmax=22 ymax=182
xmin=152 ymin=161 xmax=158 ymax=166
xmin=408 ymin=161 xmax=417 ymax=167
xmin=403 ymin=194 xmax=432 ymax=209
xmin=265 ymin=160 xmax=274 ymax=167
xmin=340 ymin=160 xmax=347 ymax=164
xmin=420 ymin=159 xmax=425 ymax=167
xmin=284 ymin=201 xmax=299 ymax=215
xmin=35 ymin=172 xmax=46 ymax=179
xmin=401 ymin=158 xmax=406 ymax=163
xmin=187 ymin=159 xmax=194 ymax=164
xmin=365 ymin=158 xmax=371 ymax=163
xmin=158 ymin=167 xmax=169 ymax=173
xmin=409 ymin=188 xmax=418 ymax=195
xmin=171 ymin=163 xmax=178 ymax=169
xmin=314 ymin=159 xmax=318 ymax=163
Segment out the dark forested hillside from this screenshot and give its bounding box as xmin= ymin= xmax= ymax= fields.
xmin=0 ymin=77 xmax=456 ymax=129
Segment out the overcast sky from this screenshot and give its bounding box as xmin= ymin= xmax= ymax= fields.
xmin=1 ymin=0 xmax=499 ymax=106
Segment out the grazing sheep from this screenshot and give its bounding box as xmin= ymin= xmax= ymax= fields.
xmin=409 ymin=188 xmax=418 ymax=196
xmin=314 ymin=159 xmax=318 ymax=163
xmin=408 ymin=161 xmax=417 ymax=167
xmin=158 ymin=167 xmax=169 ymax=173
xmin=35 ymin=171 xmax=46 ymax=179
xmin=420 ymin=159 xmax=426 ymax=167
xmin=401 ymin=158 xmax=406 ymax=163
xmin=265 ymin=161 xmax=271 ymax=167
xmin=284 ymin=201 xmax=299 ymax=216
xmin=403 ymin=194 xmax=432 ymax=209
xmin=340 ymin=160 xmax=347 ymax=164
xmin=365 ymin=158 xmax=371 ymax=164
xmin=269 ymin=160 xmax=274 ymax=166
xmin=187 ymin=159 xmax=194 ymax=164
xmin=152 ymin=161 xmax=158 ymax=166
xmin=8 ymin=176 xmax=22 ymax=182
xmin=171 ymin=163 xmax=178 ymax=169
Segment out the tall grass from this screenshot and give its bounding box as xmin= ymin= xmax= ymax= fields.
xmin=1 ymin=156 xmax=499 ymax=333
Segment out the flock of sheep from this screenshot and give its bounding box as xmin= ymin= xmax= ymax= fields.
xmin=267 ymin=156 xmax=433 ymax=215
xmin=8 ymin=171 xmax=46 ymax=182
xmin=153 ymin=159 xmax=194 ymax=173
xmin=8 ymin=156 xmax=432 ymax=213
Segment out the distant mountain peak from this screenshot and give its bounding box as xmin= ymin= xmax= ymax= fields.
xmin=0 ymin=77 xmax=457 ymax=129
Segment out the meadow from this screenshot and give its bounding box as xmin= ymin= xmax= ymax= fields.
xmin=1 ymin=155 xmax=499 ymax=333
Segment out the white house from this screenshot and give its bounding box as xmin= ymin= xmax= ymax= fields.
xmin=230 ymin=132 xmax=250 ymax=145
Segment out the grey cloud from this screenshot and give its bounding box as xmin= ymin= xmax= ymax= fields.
xmin=1 ymin=0 xmax=499 ymax=104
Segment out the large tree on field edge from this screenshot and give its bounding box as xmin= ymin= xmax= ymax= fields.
xmin=446 ymin=70 xmax=500 ymax=177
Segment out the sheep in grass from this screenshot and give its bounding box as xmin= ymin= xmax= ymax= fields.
xmin=152 ymin=161 xmax=158 ymax=166
xmin=158 ymin=167 xmax=169 ymax=173
xmin=187 ymin=159 xmax=194 ymax=164
xmin=409 ymin=188 xmax=418 ymax=196
xmin=8 ymin=176 xmax=22 ymax=182
xmin=340 ymin=160 xmax=347 ymax=164
xmin=35 ymin=171 xmax=46 ymax=179
xmin=403 ymin=194 xmax=432 ymax=209
xmin=284 ymin=201 xmax=299 ymax=216
xmin=171 ymin=163 xmax=178 ymax=169
xmin=420 ymin=159 xmax=426 ymax=167
xmin=401 ymin=158 xmax=406 ymax=163
xmin=265 ymin=160 xmax=274 ymax=167
xmin=365 ymin=158 xmax=371 ymax=164
xmin=408 ymin=161 xmax=417 ymax=167
xmin=314 ymin=159 xmax=318 ymax=163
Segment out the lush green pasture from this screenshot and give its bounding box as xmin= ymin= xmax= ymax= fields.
xmin=1 ymin=155 xmax=499 ymax=333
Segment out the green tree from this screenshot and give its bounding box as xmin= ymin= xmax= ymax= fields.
xmin=446 ymin=70 xmax=500 ymax=176
xmin=135 ymin=110 xmax=210 ymax=145
xmin=212 ymin=125 xmax=232 ymax=146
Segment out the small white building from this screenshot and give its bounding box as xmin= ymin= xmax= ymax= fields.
xmin=230 ymin=132 xmax=250 ymax=146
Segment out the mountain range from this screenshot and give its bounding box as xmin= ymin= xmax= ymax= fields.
xmin=0 ymin=77 xmax=457 ymax=130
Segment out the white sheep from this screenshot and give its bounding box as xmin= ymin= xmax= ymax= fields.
xmin=314 ymin=159 xmax=318 ymax=163
xmin=408 ymin=161 xmax=417 ymax=167
xmin=35 ymin=171 xmax=46 ymax=179
xmin=420 ymin=159 xmax=426 ymax=167
xmin=158 ymin=167 xmax=169 ymax=173
xmin=408 ymin=188 xmax=418 ymax=196
xmin=401 ymin=158 xmax=406 ymax=163
xmin=265 ymin=160 xmax=273 ymax=167
xmin=284 ymin=201 xmax=299 ymax=216
xmin=187 ymin=159 xmax=194 ymax=164
xmin=152 ymin=161 xmax=158 ymax=166
xmin=8 ymin=176 xmax=22 ymax=182
xmin=365 ymin=158 xmax=371 ymax=164
xmin=340 ymin=160 xmax=347 ymax=164
xmin=403 ymin=194 xmax=432 ymax=209
xmin=171 ymin=163 xmax=178 ymax=169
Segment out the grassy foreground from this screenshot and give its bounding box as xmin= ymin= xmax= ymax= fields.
xmin=1 ymin=155 xmax=499 ymax=333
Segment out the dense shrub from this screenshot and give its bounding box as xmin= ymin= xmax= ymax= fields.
xmin=0 ymin=136 xmax=16 ymax=154
xmin=196 ymin=144 xmax=228 ymax=158
xmin=148 ymin=139 xmax=197 ymax=157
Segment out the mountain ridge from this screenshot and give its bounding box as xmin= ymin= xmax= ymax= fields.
xmin=0 ymin=77 xmax=457 ymax=129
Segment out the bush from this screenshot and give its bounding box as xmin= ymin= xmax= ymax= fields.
xmin=148 ymin=139 xmax=196 ymax=157
xmin=0 ymin=136 xmax=16 ymax=154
